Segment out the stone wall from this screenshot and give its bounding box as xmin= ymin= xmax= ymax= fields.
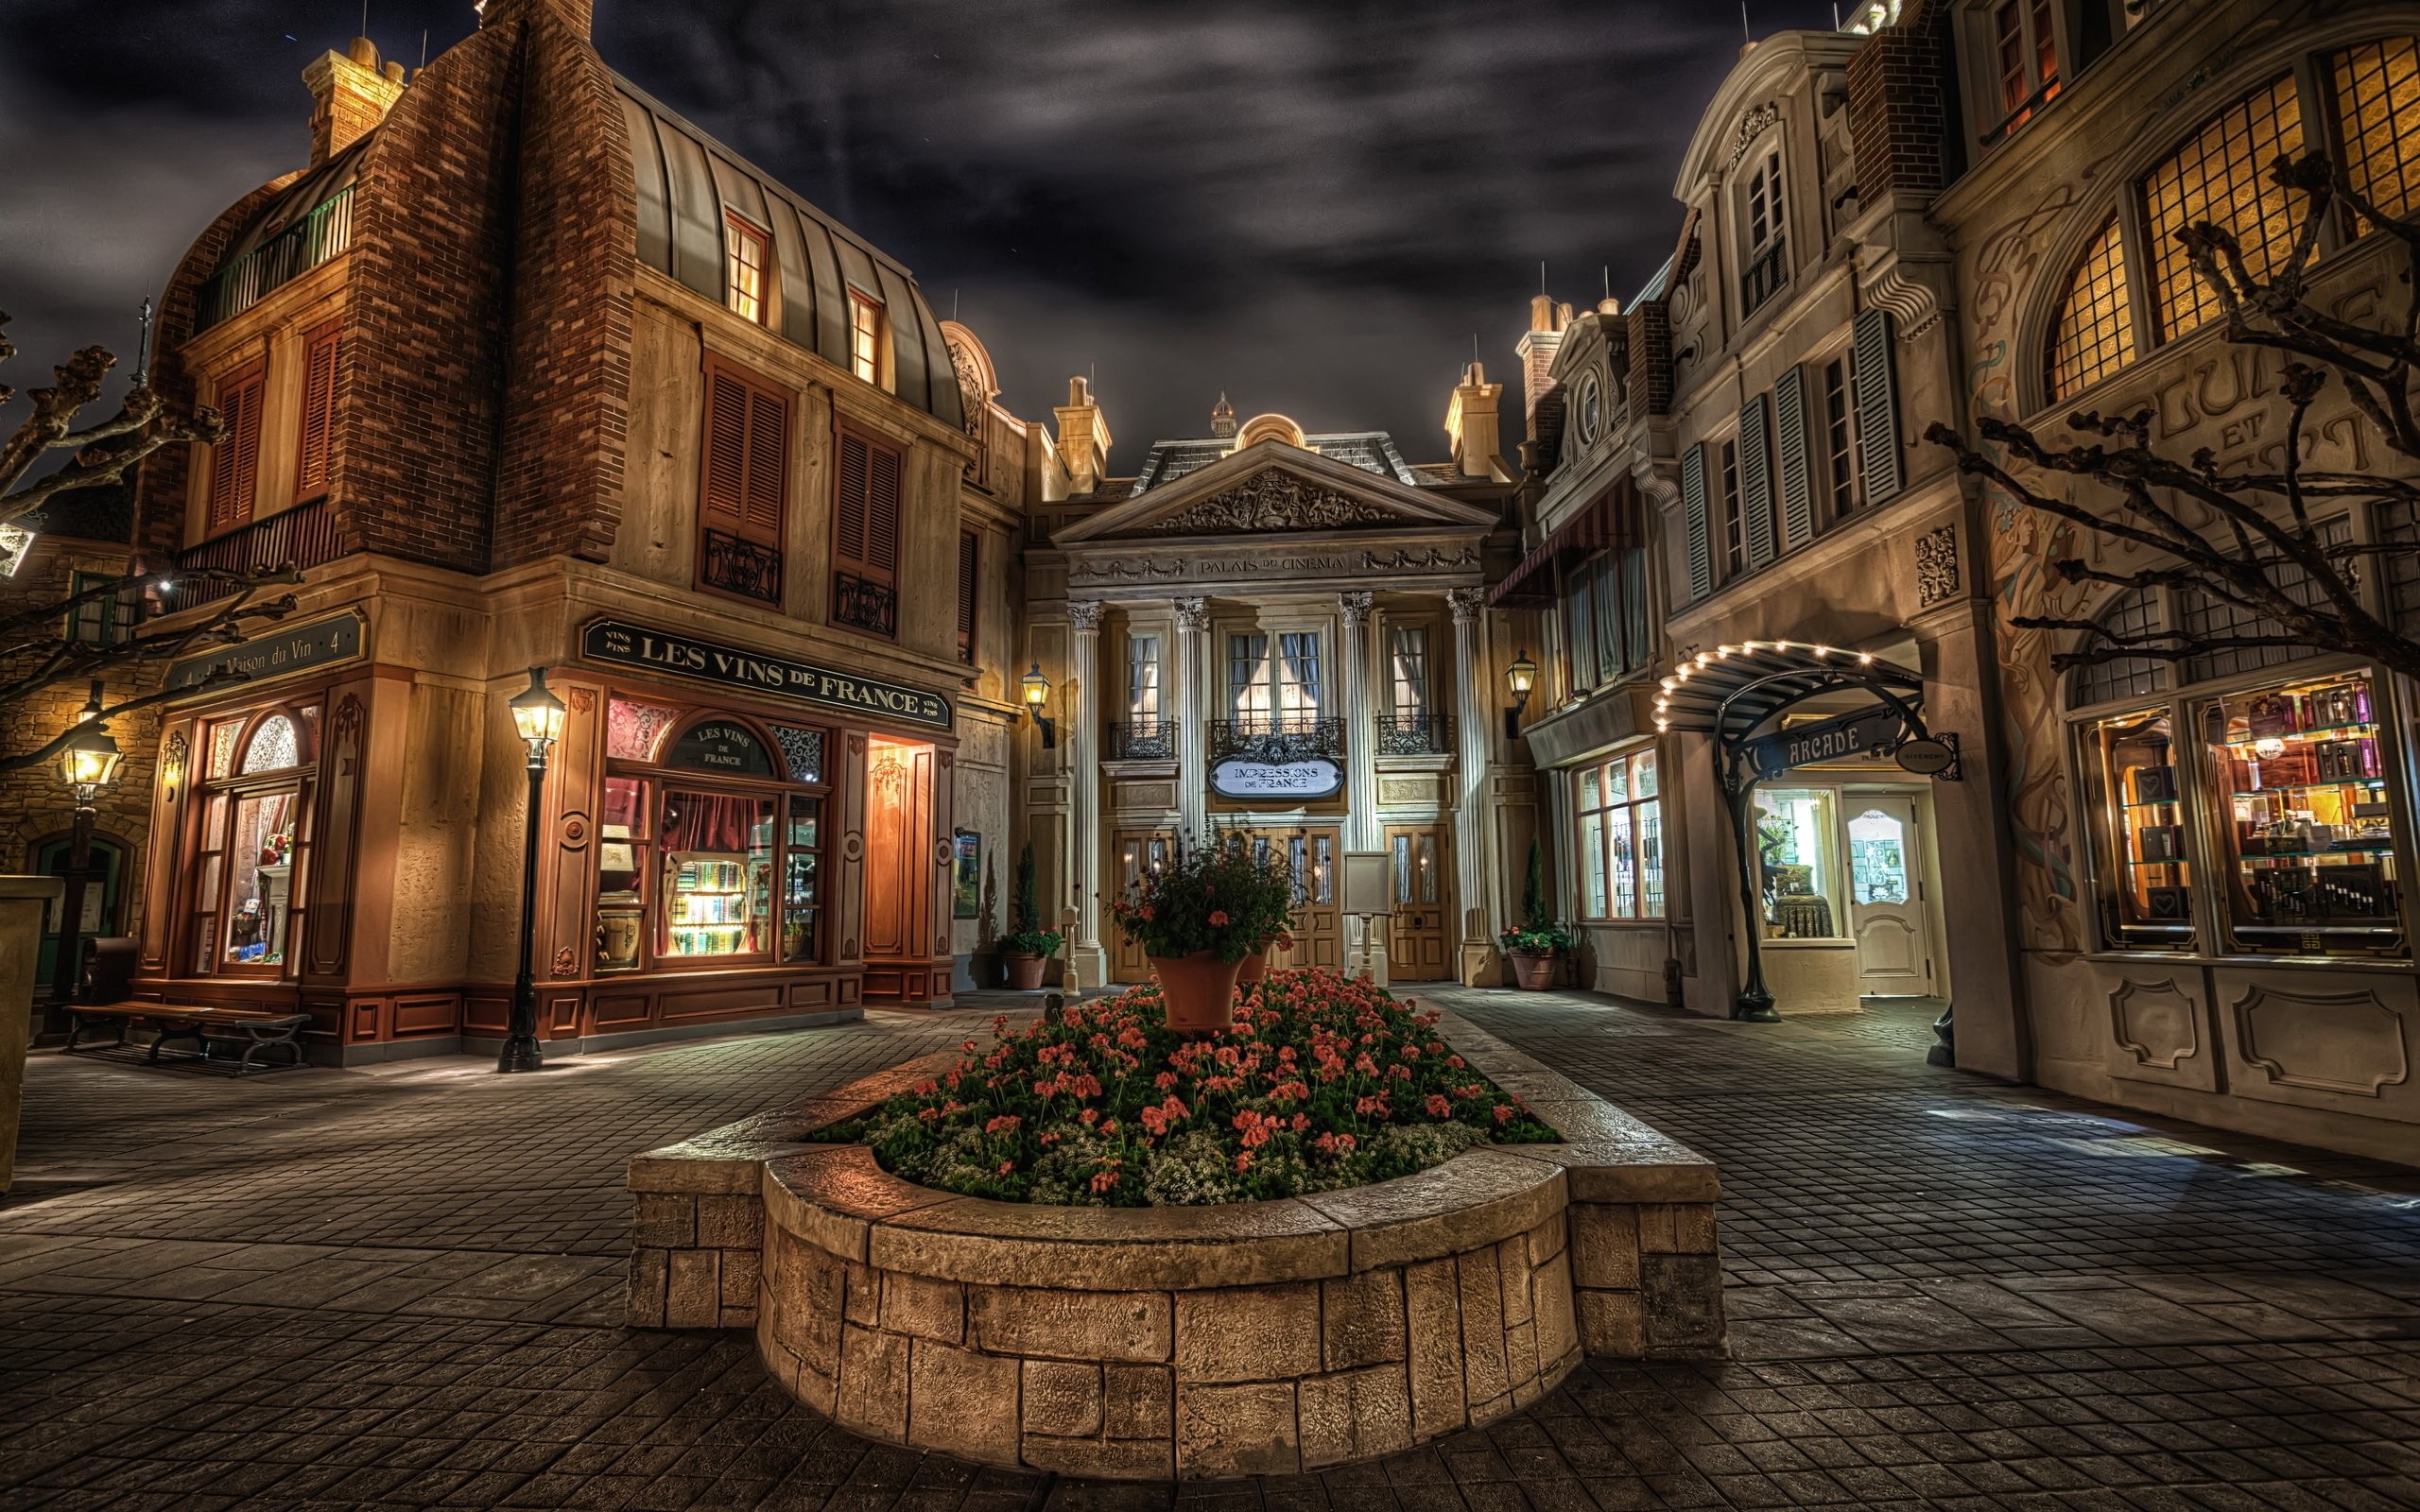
xmin=627 ymin=1011 xmax=1726 ymax=1479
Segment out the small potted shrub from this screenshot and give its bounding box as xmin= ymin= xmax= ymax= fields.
xmin=1000 ymin=842 xmax=1062 ymax=991
xmin=1109 ymin=830 xmax=1293 ymax=1032
xmin=1500 ymin=837 xmax=1572 ymax=990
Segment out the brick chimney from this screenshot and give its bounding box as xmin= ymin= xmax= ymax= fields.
xmin=476 ymin=0 xmax=596 ymax=39
xmin=1514 ymin=293 xmax=1574 ymax=440
xmin=1444 ymin=362 xmax=1512 ymax=482
xmin=1054 ymin=376 xmax=1114 ymax=495
xmin=304 ymin=37 xmax=405 ymax=166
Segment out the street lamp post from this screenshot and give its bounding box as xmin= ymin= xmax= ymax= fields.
xmin=498 ymin=668 xmax=567 ymax=1074
xmin=50 ymin=683 xmax=124 ymax=1021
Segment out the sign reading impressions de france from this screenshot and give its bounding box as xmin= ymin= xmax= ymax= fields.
xmin=1209 ymin=756 xmax=1344 ymax=800
xmin=1742 ymin=707 xmax=1907 ymax=781
xmin=581 ymin=619 xmax=952 ymax=731
xmin=166 ymin=610 xmax=366 ymax=694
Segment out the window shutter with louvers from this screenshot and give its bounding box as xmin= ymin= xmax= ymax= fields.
xmin=1773 ymin=364 xmax=1814 ymax=551
xmin=207 ymin=360 xmax=267 ymax=533
xmin=696 ymin=356 xmax=788 ymax=607
xmin=293 ymin=322 xmax=341 ymax=504
xmin=700 ymin=366 xmax=751 ymax=532
xmin=1682 ymin=443 xmax=1711 ymax=602
xmin=1739 ymin=394 xmax=1776 ymax=570
xmin=741 ymin=387 xmax=787 ymax=545
xmin=957 ymin=529 xmax=979 ymax=664
xmin=832 ymin=424 xmax=906 ymax=638
xmin=1853 ymin=307 xmax=1904 ymax=503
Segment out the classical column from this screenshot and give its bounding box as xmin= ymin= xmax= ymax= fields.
xmin=1067 ymin=600 xmax=1108 ymax=988
xmin=1174 ymin=597 xmax=1210 ymax=842
xmin=1447 ymin=586 xmax=1495 ymax=984
xmin=1339 ymin=593 xmax=1378 ymax=853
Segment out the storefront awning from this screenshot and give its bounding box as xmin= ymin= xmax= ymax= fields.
xmin=1488 ymin=478 xmax=1642 ymax=608
xmin=1652 ymin=639 xmax=1924 ymax=747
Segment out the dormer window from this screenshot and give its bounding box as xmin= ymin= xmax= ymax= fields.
xmin=1575 ymin=371 xmax=1603 ymax=447
xmin=848 ymin=291 xmax=888 ymax=387
xmin=724 ymin=215 xmax=769 ymax=324
xmin=1739 ymin=148 xmax=1787 ymax=317
xmin=1988 ymin=0 xmax=2059 ymax=136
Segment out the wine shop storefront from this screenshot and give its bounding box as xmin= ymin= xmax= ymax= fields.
xmin=130 ymin=605 xmax=962 ymax=1063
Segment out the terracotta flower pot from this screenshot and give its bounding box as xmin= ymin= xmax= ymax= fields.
xmin=1150 ymin=951 xmax=1243 ymax=1034
xmin=1003 ymin=952 xmax=1047 ymax=990
xmin=1510 ymin=951 xmax=1557 ymax=990
xmin=1236 ymin=952 xmax=1268 ymax=986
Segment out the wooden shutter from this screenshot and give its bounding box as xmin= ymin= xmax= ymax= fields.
xmin=1853 ymin=307 xmax=1904 ymax=503
xmin=834 ymin=428 xmax=903 ymax=585
xmin=207 ymin=360 xmax=267 ymax=532
xmin=1774 ymin=364 xmax=1815 ymax=551
xmin=956 ymin=528 xmax=979 ymax=663
xmin=1739 ymin=394 xmax=1776 ymax=570
xmin=699 ymin=358 xmax=786 ymax=547
xmin=1682 ymin=442 xmax=1711 ymax=602
xmin=741 ymin=387 xmax=787 ymax=545
xmin=292 ymin=321 xmax=342 ymax=504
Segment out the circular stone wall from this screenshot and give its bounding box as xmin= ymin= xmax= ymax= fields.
xmin=753 ymin=1143 xmax=1580 ymax=1480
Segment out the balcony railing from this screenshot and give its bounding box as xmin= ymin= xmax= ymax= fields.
xmin=194 ymin=188 xmax=354 ymax=335
xmin=1738 ymin=233 xmax=1788 ymax=318
xmin=1374 ymin=712 xmax=1455 ymax=756
xmin=701 ymin=530 xmax=782 ymax=606
xmin=832 ymin=571 xmax=896 ymax=638
xmin=1210 ymin=715 xmax=1344 ymax=765
xmin=176 ymin=498 xmax=342 ymax=604
xmin=1106 ymin=719 xmax=1175 ymax=761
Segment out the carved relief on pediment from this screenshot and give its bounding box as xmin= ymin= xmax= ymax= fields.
xmin=1144 ymin=470 xmax=1399 ymax=536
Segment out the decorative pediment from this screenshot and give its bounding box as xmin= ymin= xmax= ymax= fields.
xmin=1145 ymin=472 xmax=1396 ymax=536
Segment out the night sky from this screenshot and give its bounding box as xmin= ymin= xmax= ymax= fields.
xmin=3 ymin=0 xmax=1841 ymax=472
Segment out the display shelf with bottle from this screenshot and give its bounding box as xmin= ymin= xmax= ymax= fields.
xmin=666 ymin=855 xmax=752 ymax=957
xmin=2084 ymin=710 xmax=2194 ymax=950
xmin=2205 ymin=671 xmax=2402 ymax=956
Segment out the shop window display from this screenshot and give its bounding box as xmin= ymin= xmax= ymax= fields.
xmin=187 ymin=704 xmax=318 ymax=975
xmin=1575 ymin=748 xmax=1662 ymax=920
xmin=1755 ymin=787 xmax=1843 ymax=938
xmin=2204 ymin=671 xmax=2401 ymax=955
xmin=2081 ymin=711 xmax=2195 ymax=951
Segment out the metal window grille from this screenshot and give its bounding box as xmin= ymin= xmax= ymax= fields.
xmin=2142 ymin=75 xmax=2305 ymax=340
xmin=2068 ymin=585 xmax=2169 ymax=708
xmin=2048 ymin=216 xmax=2135 ymax=402
xmin=2334 ymin=37 xmax=2420 ymax=224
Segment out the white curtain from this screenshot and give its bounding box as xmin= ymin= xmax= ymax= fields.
xmin=1277 ymin=632 xmax=1322 ymax=724
xmin=1390 ymin=627 xmax=1427 ymax=721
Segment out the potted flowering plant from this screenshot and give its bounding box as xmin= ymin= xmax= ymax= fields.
xmin=1500 ymin=838 xmax=1572 ymax=989
xmin=1109 ymin=830 xmax=1293 ymax=1032
xmin=1000 ymin=842 xmax=1062 ymax=990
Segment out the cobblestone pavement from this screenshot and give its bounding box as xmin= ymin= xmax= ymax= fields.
xmin=3 ymin=991 xmax=2416 ymax=1511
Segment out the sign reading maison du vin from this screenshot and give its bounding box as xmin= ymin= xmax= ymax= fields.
xmin=1210 ymin=757 xmax=1344 ymax=800
xmin=166 ymin=610 xmax=366 ymax=694
xmin=581 ymin=619 xmax=952 ymax=731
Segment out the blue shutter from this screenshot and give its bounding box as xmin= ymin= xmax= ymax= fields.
xmin=1774 ymin=365 xmax=1814 ymax=551
xmin=1854 ymin=307 xmax=1904 ymax=504
xmin=1739 ymin=394 xmax=1775 ymax=570
xmin=1683 ymin=443 xmax=1711 ymax=602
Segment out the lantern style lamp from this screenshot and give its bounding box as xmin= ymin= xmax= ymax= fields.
xmin=49 ymin=685 xmax=122 ymax=1014
xmin=498 ymin=668 xmax=566 ymax=1074
xmin=1021 ymin=662 xmax=1057 ymax=748
xmin=1504 ymin=650 xmax=1539 ymax=739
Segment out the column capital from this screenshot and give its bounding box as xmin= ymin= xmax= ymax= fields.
xmin=1338 ymin=591 xmax=1374 ymax=627
xmin=1446 ymin=586 xmax=1487 ymax=624
xmin=1067 ymin=600 xmax=1106 ymax=634
xmin=1174 ymin=596 xmax=1210 ymax=633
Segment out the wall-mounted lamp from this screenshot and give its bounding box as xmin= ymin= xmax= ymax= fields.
xmin=1503 ymin=650 xmax=1538 ymax=740
xmin=1021 ymin=662 xmax=1057 ymax=748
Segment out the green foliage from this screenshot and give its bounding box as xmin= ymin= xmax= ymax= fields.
xmin=826 ymin=969 xmax=1557 ymax=1208
xmin=1522 ymin=836 xmax=1550 ymax=931
xmin=1012 ymin=841 xmax=1041 ymax=934
xmin=1107 ymin=827 xmax=1295 ymax=964
xmin=1499 ymin=922 xmax=1576 ymax=955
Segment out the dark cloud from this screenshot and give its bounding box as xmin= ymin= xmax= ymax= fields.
xmin=2 ymin=0 xmax=1841 ymax=473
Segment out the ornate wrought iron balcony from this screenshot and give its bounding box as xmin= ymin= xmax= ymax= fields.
xmin=177 ymin=498 xmax=342 ymax=604
xmin=833 ymin=571 xmax=896 ymax=637
xmin=1106 ymin=720 xmax=1175 ymax=761
xmin=1210 ymin=715 xmax=1344 ymax=764
xmin=1374 ymin=712 xmax=1455 ymax=756
xmin=701 ymin=530 xmax=782 ymax=606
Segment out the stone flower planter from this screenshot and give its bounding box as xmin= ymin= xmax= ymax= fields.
xmin=627 ymin=1011 xmax=1725 ymax=1480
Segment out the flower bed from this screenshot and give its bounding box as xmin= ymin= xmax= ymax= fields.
xmin=827 ymin=970 xmax=1556 ymax=1207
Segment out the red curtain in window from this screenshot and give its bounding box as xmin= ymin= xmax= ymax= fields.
xmin=660 ymin=791 xmax=760 ymax=854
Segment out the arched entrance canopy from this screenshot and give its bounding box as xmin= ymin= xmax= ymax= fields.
xmin=1652 ymin=640 xmax=1938 ymax=1022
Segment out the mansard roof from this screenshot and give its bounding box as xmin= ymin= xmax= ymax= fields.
xmin=613 ymin=77 xmax=964 ymax=429
xmin=1127 ymin=429 xmax=1424 ymax=495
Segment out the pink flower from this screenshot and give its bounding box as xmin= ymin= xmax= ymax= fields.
xmin=1209 ymin=909 xmax=1230 ymax=927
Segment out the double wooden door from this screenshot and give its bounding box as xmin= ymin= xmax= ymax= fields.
xmin=1385 ymin=825 xmax=1452 ymax=980
xmin=1111 ymin=830 xmax=1175 ymax=984
xmin=1260 ymin=829 xmax=1342 ymax=971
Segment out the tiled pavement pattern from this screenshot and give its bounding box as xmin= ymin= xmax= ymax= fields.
xmin=0 ymin=992 xmax=2415 ymax=1511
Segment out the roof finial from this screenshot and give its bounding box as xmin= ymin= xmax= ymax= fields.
xmin=1210 ymin=391 xmax=1236 ymax=438
xmin=130 ymin=295 xmax=154 ymax=388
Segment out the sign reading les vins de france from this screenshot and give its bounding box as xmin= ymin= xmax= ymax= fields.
xmin=582 ymin=620 xmax=952 ymax=731
xmin=666 ymin=720 xmax=774 ymax=777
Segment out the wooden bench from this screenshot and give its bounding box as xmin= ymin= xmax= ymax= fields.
xmin=60 ymin=937 xmax=309 ymax=1077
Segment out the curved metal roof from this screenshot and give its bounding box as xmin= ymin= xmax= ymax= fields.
xmin=1652 ymin=640 xmax=1924 ymax=745
xmin=210 ymin=135 xmax=370 ymax=272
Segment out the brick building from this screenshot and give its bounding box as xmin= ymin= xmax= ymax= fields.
xmin=125 ymin=0 xmax=1045 ymax=1059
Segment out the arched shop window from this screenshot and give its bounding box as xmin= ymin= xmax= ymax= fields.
xmin=2070 ymin=585 xmax=2400 ymax=959
xmin=189 ymin=704 xmax=320 ymax=975
xmin=596 ymin=705 xmax=828 ymax=974
xmin=2046 ymin=217 xmax=2134 ymax=404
